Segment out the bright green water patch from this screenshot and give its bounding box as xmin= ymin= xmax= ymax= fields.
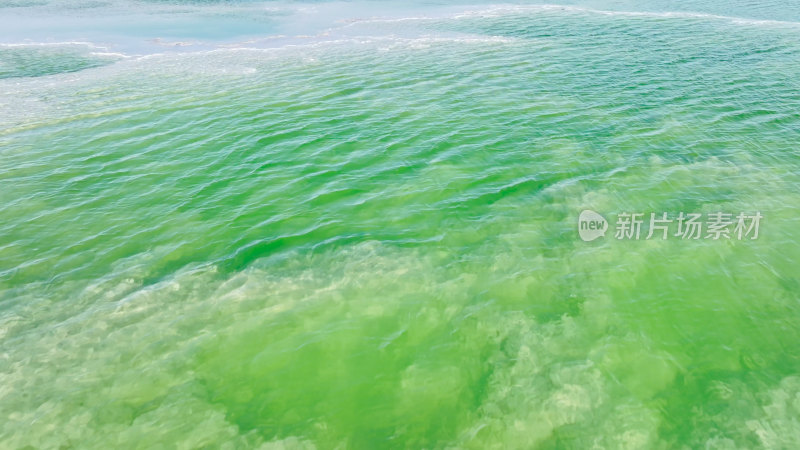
xmin=2 ymin=6 xmax=800 ymax=449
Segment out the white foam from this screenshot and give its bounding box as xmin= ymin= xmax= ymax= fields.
xmin=0 ymin=41 xmax=110 ymax=50
xmin=450 ymin=4 xmax=800 ymax=28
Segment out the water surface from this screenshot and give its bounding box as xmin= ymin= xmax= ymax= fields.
xmin=2 ymin=1 xmax=800 ymax=448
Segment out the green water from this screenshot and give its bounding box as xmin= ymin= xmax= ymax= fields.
xmin=2 ymin=2 xmax=800 ymax=448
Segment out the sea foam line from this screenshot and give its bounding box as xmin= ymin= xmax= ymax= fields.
xmin=449 ymin=4 xmax=800 ymax=28
xmin=336 ymin=3 xmax=800 ymax=28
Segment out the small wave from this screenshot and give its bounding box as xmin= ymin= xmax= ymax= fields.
xmin=0 ymin=42 xmax=126 ymax=79
xmin=450 ymin=4 xmax=800 ymax=28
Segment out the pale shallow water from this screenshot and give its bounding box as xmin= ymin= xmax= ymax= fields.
xmin=2 ymin=1 xmax=800 ymax=448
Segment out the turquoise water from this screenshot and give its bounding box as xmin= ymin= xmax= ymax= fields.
xmin=2 ymin=1 xmax=800 ymax=448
